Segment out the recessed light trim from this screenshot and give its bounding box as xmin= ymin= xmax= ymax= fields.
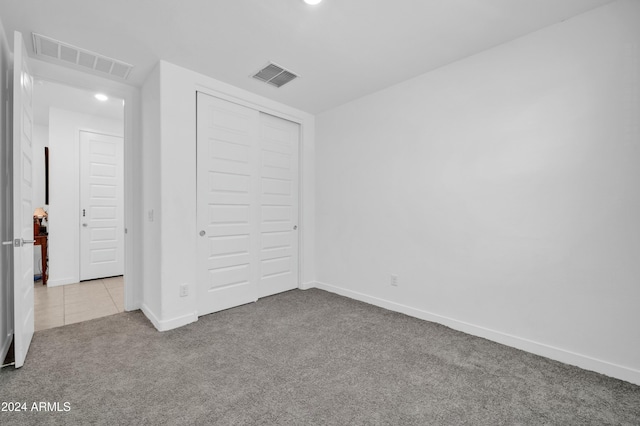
xmin=304 ymin=0 xmax=322 ymax=5
xmin=95 ymin=93 xmax=109 ymax=102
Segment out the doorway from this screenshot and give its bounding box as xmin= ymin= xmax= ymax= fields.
xmin=32 ymin=79 xmax=126 ymax=330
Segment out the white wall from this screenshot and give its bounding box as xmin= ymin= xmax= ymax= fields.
xmin=315 ymin=0 xmax=640 ymax=385
xmin=141 ymin=64 xmax=161 ymax=320
xmin=140 ymin=61 xmax=315 ymax=331
xmin=48 ymin=108 xmax=123 ymax=286
xmin=0 ymin=17 xmax=13 ymax=363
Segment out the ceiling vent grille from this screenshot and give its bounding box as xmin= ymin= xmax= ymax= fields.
xmin=32 ymin=33 xmax=133 ymax=80
xmin=252 ymin=62 xmax=298 ymax=88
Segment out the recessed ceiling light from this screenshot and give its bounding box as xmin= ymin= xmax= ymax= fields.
xmin=95 ymin=93 xmax=108 ymax=101
xmin=304 ymin=0 xmax=322 ymax=5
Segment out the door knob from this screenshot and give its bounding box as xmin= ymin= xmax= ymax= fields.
xmin=199 ymin=230 xmax=206 ymax=236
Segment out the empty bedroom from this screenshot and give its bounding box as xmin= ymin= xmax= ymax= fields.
xmin=0 ymin=0 xmax=638 ymax=424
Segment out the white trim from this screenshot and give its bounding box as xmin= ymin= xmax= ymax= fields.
xmin=194 ymin=83 xmax=306 ymax=125
xmin=296 ymin=123 xmax=305 ymax=292
xmin=0 ymin=332 xmax=12 ymax=365
xmin=298 ymin=281 xmax=315 ymax=290
xmin=141 ymin=303 xmax=197 ymax=332
xmin=0 ymin=19 xmax=14 ymax=364
xmin=311 ymin=281 xmax=640 ymax=386
xmin=140 ymin=303 xmax=161 ymax=330
xmin=46 ymin=277 xmax=78 ymax=287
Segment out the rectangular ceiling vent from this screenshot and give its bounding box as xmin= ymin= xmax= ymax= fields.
xmin=252 ymin=62 xmax=298 ymax=88
xmin=32 ymin=33 xmax=133 ymax=80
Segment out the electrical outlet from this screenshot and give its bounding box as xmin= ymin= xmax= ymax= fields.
xmin=180 ymin=284 xmax=189 ymax=297
xmin=391 ymin=274 xmax=399 ymax=287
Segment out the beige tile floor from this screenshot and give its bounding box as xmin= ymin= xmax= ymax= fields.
xmin=34 ymin=276 xmax=124 ymax=332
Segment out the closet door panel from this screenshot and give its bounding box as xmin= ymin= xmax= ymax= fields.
xmin=257 ymin=113 xmax=299 ymax=298
xmin=196 ymin=93 xmax=260 ymax=316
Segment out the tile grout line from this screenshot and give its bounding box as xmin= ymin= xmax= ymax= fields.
xmin=104 ymin=279 xmax=122 ymax=313
xmin=105 ymin=280 xmax=117 ymax=312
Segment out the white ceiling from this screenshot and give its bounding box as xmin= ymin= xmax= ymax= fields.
xmin=0 ymin=0 xmax=616 ymax=114
xmin=33 ymin=80 xmax=124 ymax=127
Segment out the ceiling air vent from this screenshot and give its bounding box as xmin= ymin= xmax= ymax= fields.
xmin=32 ymin=33 xmax=133 ymax=80
xmin=252 ymin=62 xmax=298 ymax=88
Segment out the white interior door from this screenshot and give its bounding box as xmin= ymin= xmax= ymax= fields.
xmin=257 ymin=113 xmax=299 ymax=298
xmin=80 ymin=131 xmax=124 ymax=281
xmin=196 ymin=93 xmax=300 ymax=316
xmin=12 ymin=31 xmax=35 ymax=368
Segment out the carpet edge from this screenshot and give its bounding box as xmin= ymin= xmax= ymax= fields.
xmin=311 ymin=280 xmax=640 ymax=386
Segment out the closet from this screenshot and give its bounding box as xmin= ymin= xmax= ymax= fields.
xmin=196 ymin=93 xmax=299 ymax=315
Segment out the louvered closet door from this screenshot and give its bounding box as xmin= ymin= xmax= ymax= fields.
xmin=196 ymin=93 xmax=300 ymax=316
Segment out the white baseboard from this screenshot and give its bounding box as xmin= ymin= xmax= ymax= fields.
xmin=124 ymin=301 xmax=141 ymax=312
xmin=311 ymin=281 xmax=640 ymax=386
xmin=123 ymin=285 xmax=140 ymax=312
xmin=141 ymin=303 xmax=197 ymax=332
xmin=140 ymin=304 xmax=161 ymax=330
xmin=298 ymin=281 xmax=315 ymax=290
xmin=47 ymin=277 xmax=78 ymax=287
xmin=1 ymin=332 xmax=12 ymax=365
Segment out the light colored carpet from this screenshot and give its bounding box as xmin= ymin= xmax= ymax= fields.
xmin=1 ymin=288 xmax=639 ymax=425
